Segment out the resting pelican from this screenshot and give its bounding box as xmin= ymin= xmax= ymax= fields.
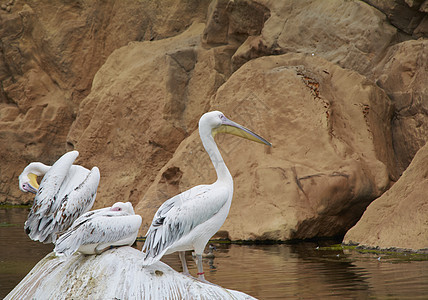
xmin=54 ymin=202 xmax=142 ymax=257
xmin=19 ymin=150 xmax=100 ymax=244
xmin=142 ymin=111 xmax=271 ymax=282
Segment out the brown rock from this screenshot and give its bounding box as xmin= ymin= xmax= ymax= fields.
xmin=0 ymin=0 xmax=425 ymax=245
xmin=67 ymin=23 xmax=222 ymax=210
xmin=232 ymin=0 xmax=397 ymax=75
xmin=362 ymin=0 xmax=428 ymax=38
xmin=343 ymin=143 xmax=428 ymax=252
xmin=373 ymin=39 xmax=428 ymax=174
xmin=201 ymin=0 xmax=270 ymax=80
xmin=136 ymin=53 xmax=395 ymax=240
xmin=0 ymin=1 xmax=210 ymax=204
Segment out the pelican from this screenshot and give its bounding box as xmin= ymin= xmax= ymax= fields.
xmin=142 ymin=111 xmax=271 ymax=282
xmin=19 ymin=150 xmax=100 ymax=244
xmin=192 ymin=244 xmax=217 ymax=259
xmin=54 ymin=202 xmax=142 ymax=257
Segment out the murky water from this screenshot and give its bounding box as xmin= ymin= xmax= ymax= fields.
xmin=1 ymin=207 xmax=427 ymax=299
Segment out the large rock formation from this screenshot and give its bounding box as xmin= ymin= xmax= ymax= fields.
xmin=66 ymin=23 xmax=213 ymax=209
xmin=343 ymin=143 xmax=428 ymax=252
xmin=1 ymin=0 xmax=427 ymax=246
xmin=137 ymin=53 xmax=396 ymax=240
xmin=231 ymin=0 xmax=397 ymax=75
xmin=1 ymin=0 xmax=211 ymax=203
xmin=372 ymin=39 xmax=428 ymax=174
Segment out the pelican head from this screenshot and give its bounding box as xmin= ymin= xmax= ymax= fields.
xmin=110 ymin=202 xmax=135 ymax=214
xmin=18 ymin=162 xmax=48 ymax=194
xmin=200 ymin=111 xmax=271 ymax=146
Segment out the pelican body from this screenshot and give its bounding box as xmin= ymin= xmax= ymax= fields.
xmin=143 ymin=111 xmax=271 ymax=281
xmin=54 ymin=202 xmax=142 ymax=257
xmin=19 ymin=151 xmax=100 ymax=244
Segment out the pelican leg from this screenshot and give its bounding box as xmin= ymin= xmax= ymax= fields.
xmin=178 ymin=251 xmax=190 ymax=277
xmin=195 ymin=254 xmax=209 ymax=283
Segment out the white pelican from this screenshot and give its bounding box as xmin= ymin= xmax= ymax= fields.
xmin=142 ymin=111 xmax=271 ymax=282
xmin=19 ymin=150 xmax=100 ymax=244
xmin=54 ymin=202 xmax=142 ymax=257
xmin=192 ymin=244 xmax=217 ymax=259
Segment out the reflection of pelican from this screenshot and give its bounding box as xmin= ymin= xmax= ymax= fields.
xmin=193 ymin=244 xmax=217 ymax=259
xmin=143 ymin=111 xmax=271 ymax=282
xmin=54 ymin=202 xmax=142 ymax=257
xmin=19 ymin=151 xmax=100 ymax=243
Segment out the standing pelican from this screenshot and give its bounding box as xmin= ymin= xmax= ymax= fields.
xmin=19 ymin=151 xmax=100 ymax=244
xmin=54 ymin=202 xmax=142 ymax=257
xmin=142 ymin=111 xmax=271 ymax=282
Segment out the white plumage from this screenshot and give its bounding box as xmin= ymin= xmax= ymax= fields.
xmin=19 ymin=151 xmax=100 ymax=243
xmin=143 ymin=111 xmax=271 ymax=281
xmin=54 ymin=202 xmax=142 ymax=257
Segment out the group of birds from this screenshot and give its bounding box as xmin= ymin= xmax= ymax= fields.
xmin=18 ymin=111 xmax=271 ymax=282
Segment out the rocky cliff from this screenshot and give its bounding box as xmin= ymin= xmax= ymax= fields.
xmin=1 ymin=0 xmax=427 ymax=250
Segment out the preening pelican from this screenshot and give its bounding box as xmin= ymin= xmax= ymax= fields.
xmin=19 ymin=151 xmax=100 ymax=244
xmin=142 ymin=111 xmax=271 ymax=282
xmin=54 ymin=202 xmax=142 ymax=257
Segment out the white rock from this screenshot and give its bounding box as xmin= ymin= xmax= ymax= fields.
xmin=5 ymin=247 xmax=255 ymax=300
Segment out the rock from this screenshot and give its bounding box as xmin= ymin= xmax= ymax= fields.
xmin=421 ymin=0 xmax=428 ymax=12
xmin=201 ymin=0 xmax=270 ymax=79
xmin=343 ymin=143 xmax=428 ymax=252
xmin=0 ymin=0 xmax=211 ymax=205
xmin=373 ymin=39 xmax=428 ymax=174
xmin=1 ymin=0 xmax=426 ymax=246
xmin=362 ymin=0 xmax=428 ymax=38
xmin=231 ymin=0 xmax=397 ymax=75
xmin=5 ymin=247 xmax=255 ymax=299
xmin=136 ymin=53 xmax=396 ymax=240
xmin=66 ymin=23 xmax=225 ymax=210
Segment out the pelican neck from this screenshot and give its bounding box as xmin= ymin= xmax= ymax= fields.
xmin=27 ymin=162 xmax=51 ymax=176
xmin=199 ymin=130 xmax=233 ymax=184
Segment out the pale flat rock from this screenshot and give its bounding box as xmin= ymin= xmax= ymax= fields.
xmin=5 ymin=247 xmax=255 ymax=300
xmin=343 ymin=143 xmax=428 ymax=252
xmin=136 ymin=53 xmax=396 ymax=240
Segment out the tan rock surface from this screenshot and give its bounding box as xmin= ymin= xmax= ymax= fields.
xmin=343 ymin=143 xmax=428 ymax=252
xmin=232 ymin=0 xmax=397 ymax=75
xmin=66 ymin=23 xmax=221 ymax=209
xmin=373 ymin=39 xmax=428 ymax=174
xmin=1 ymin=0 xmax=426 ymax=245
xmin=0 ymin=0 xmax=210 ymax=204
xmin=136 ymin=53 xmax=395 ymax=240
xmin=362 ymin=0 xmax=428 ymax=37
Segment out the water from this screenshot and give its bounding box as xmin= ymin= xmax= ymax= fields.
xmin=1 ymin=207 xmax=427 ymax=299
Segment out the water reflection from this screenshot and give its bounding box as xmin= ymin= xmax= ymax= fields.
xmin=1 ymin=207 xmax=427 ymax=299
xmin=0 ymin=207 xmax=53 ymax=298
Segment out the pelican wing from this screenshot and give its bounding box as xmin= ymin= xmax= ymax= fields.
xmin=142 ymin=184 xmax=229 ymax=264
xmin=54 ymin=208 xmax=142 ymax=257
xmin=49 ymin=166 xmax=100 ymax=240
xmin=32 ymin=151 xmax=80 ymax=215
xmin=25 ymin=151 xmax=100 ymax=243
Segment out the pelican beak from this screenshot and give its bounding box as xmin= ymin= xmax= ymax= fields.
xmin=213 ymin=116 xmax=272 ymax=146
xmin=27 ymin=173 xmax=40 ymax=194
